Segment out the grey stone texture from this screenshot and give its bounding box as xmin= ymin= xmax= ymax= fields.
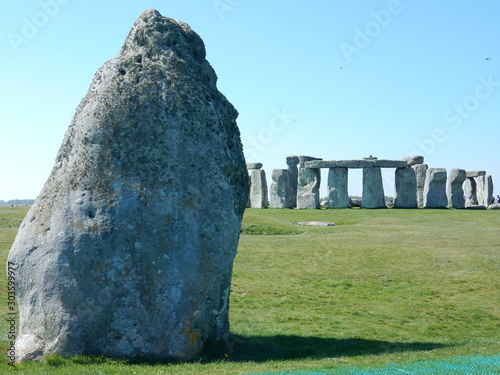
xmin=447 ymin=169 xmax=466 ymax=209
xmin=246 ymin=162 xmax=263 ymax=170
xmin=297 ymin=168 xmax=321 ymax=209
xmin=298 ymin=155 xmax=322 ymax=169
xmin=402 ymin=155 xmax=424 ymax=165
xmin=286 ymin=156 xmax=299 ymax=208
xmin=362 ymin=167 xmax=386 ymax=208
xmin=466 ymin=170 xmax=486 ymax=178
xmin=269 ymin=169 xmax=290 ymax=208
xmin=327 ymin=167 xmax=350 ymax=208
xmin=477 ymin=175 xmax=494 ymax=207
xmin=373 ymin=160 xmax=408 ymax=168
xmin=7 ymin=10 xmax=249 ymax=362
xmin=249 ymin=169 xmax=268 ymax=208
xmin=423 ymin=168 xmax=448 ymax=208
xmin=464 ymin=178 xmax=478 ymax=207
xmin=412 ymin=163 xmax=428 ymax=207
xmin=393 ymin=167 xmax=417 ymax=208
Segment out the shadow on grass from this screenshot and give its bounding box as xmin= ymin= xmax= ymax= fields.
xmin=223 ymin=334 xmax=450 ymax=362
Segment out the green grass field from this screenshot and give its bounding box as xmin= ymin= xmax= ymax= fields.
xmin=1 ymin=206 xmax=499 ymax=374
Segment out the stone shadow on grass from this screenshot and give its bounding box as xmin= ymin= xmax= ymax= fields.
xmin=223 ymin=334 xmax=450 ymax=362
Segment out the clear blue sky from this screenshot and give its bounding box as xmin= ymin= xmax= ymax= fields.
xmin=1 ymin=0 xmax=499 ymax=200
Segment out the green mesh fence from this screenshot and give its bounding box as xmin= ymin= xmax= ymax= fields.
xmin=249 ymin=355 xmax=500 ymax=375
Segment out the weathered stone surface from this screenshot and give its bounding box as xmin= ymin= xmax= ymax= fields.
xmin=412 ymin=163 xmax=428 ymax=207
xmin=337 ymin=160 xmax=374 ymax=168
xmin=327 ymin=167 xmax=349 ymax=208
xmin=402 ymin=155 xmax=424 ymax=165
xmin=298 ymin=156 xmax=322 ymax=169
xmin=297 ymin=168 xmax=320 ymax=209
xmin=286 ymin=155 xmax=299 ymax=165
xmin=423 ymin=168 xmax=448 ymax=208
xmin=393 ymin=167 xmax=417 ymax=208
xmin=305 ymin=160 xmax=337 ymax=169
xmin=246 ymin=162 xmax=263 ymax=170
xmin=477 ymin=175 xmax=494 ymax=207
xmin=464 ymin=177 xmax=478 ymax=207
xmin=286 ymin=156 xmax=299 ymax=208
xmin=373 ymin=160 xmax=409 ymax=168
xmin=269 ymin=169 xmax=290 ymax=208
xmin=362 ymin=167 xmax=386 ymax=208
xmin=349 ymin=197 xmax=362 ymax=207
xmin=466 ymin=170 xmax=486 ymax=178
xmin=488 ymin=203 xmax=500 ymax=210
xmin=249 ymin=169 xmax=268 ymax=208
xmin=446 ymin=168 xmax=466 ymax=209
xmin=7 ymin=10 xmax=249 ymax=362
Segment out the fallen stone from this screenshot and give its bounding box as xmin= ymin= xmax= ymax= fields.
xmin=7 ymin=9 xmax=248 ymax=362
xmin=298 ymin=221 xmax=335 ymax=226
xmin=488 ymin=203 xmax=500 ymax=210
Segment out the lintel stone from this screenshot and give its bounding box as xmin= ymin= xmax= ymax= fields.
xmin=305 ymin=160 xmax=337 ymax=169
xmin=374 ymin=160 xmax=409 ymax=168
xmin=336 ymin=160 xmax=374 ymax=168
xmin=246 ymin=162 xmax=263 ymax=170
xmin=466 ymin=170 xmax=486 ymax=178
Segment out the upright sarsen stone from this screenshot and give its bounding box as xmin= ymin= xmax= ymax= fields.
xmin=327 ymin=167 xmax=349 ymax=208
xmin=447 ymin=168 xmax=466 ymax=209
xmin=249 ymin=169 xmax=268 ymax=208
xmin=286 ymin=156 xmax=299 ymax=208
xmin=413 ymin=164 xmax=428 ymax=208
xmin=423 ymin=168 xmax=447 ymax=208
xmin=394 ymin=167 xmax=417 ymax=208
xmin=297 ymin=168 xmax=320 ymax=209
xmin=362 ymin=167 xmax=386 ymax=208
xmin=8 ymin=10 xmax=248 ymax=362
xmin=269 ymin=169 xmax=290 ymax=208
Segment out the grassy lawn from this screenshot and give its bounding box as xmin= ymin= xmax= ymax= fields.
xmin=0 ymin=206 xmax=499 ymax=374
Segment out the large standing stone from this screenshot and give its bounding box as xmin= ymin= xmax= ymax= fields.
xmin=249 ymin=169 xmax=268 ymax=208
xmin=477 ymin=175 xmax=494 ymax=207
xmin=447 ymin=168 xmax=466 ymax=209
xmin=327 ymin=167 xmax=349 ymax=208
xmin=269 ymin=169 xmax=290 ymax=208
xmin=286 ymin=156 xmax=299 ymax=208
xmin=297 ymin=168 xmax=320 ymax=209
xmin=412 ymin=163 xmax=428 ymax=207
xmin=7 ymin=10 xmax=249 ymax=362
xmin=393 ymin=167 xmax=417 ymax=208
xmin=464 ymin=177 xmax=478 ymax=207
xmin=423 ymin=168 xmax=448 ymax=208
xmin=362 ymin=167 xmax=386 ymax=208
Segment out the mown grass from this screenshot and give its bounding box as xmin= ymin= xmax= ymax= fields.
xmin=0 ymin=206 xmax=499 ymax=374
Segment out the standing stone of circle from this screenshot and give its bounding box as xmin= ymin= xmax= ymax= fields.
xmin=362 ymin=167 xmax=386 ymax=208
xmin=464 ymin=177 xmax=478 ymax=207
xmin=297 ymin=168 xmax=321 ymax=209
xmin=412 ymin=163 xmax=428 ymax=207
xmin=249 ymin=169 xmax=268 ymax=208
xmin=7 ymin=10 xmax=249 ymax=362
xmin=393 ymin=167 xmax=417 ymax=208
xmin=269 ymin=169 xmax=290 ymax=208
xmin=423 ymin=168 xmax=448 ymax=208
xmin=327 ymin=167 xmax=349 ymax=208
xmin=447 ymin=169 xmax=466 ymax=209
xmin=477 ymin=175 xmax=494 ymax=207
xmin=286 ymin=156 xmax=299 ymax=208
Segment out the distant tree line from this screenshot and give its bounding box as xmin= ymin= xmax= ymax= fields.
xmin=0 ymin=199 xmax=35 ymax=205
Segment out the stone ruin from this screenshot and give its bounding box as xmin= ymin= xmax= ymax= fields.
xmin=8 ymin=10 xmax=248 ymax=362
xmin=247 ymin=155 xmax=495 ymax=210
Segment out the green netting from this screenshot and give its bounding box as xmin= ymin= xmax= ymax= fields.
xmin=249 ymin=355 xmax=500 ymax=375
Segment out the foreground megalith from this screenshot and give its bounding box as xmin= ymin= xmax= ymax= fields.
xmin=8 ymin=9 xmax=248 ymax=362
